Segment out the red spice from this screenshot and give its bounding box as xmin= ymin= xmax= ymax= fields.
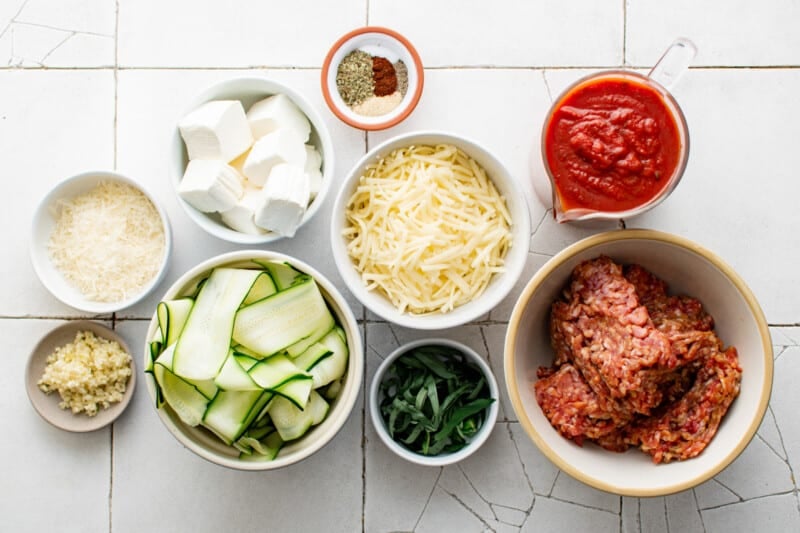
xmin=372 ymin=56 xmax=397 ymax=96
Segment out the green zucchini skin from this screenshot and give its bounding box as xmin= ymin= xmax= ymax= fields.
xmin=152 ymin=262 xmax=350 ymax=460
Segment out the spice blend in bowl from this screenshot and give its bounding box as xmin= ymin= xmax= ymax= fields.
xmin=370 ymin=339 xmax=499 ymax=466
xmin=322 ymin=26 xmax=423 ymax=130
xmin=336 ymin=49 xmax=408 ymax=116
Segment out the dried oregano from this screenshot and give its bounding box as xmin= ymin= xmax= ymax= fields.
xmin=336 ymin=50 xmax=375 ymax=106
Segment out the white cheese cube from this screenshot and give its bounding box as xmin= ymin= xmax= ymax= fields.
xmin=220 ymin=189 xmax=267 ymax=235
xmin=178 ymin=100 xmax=253 ymax=162
xmin=304 ymin=144 xmax=323 ymax=200
xmin=304 ymin=144 xmax=322 ymax=172
xmin=254 ymin=164 xmax=310 ymax=237
xmin=178 ymin=160 xmax=243 ymax=213
xmin=247 ymin=93 xmax=311 ymax=142
xmin=242 ymin=129 xmax=307 ymax=186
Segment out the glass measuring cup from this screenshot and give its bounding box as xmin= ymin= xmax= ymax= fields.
xmin=539 ymin=39 xmax=697 ymax=223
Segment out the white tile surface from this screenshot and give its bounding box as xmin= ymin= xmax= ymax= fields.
xmin=369 ymin=0 xmax=623 ymax=67
xmin=628 ymin=69 xmax=800 ymax=324
xmin=626 ymin=0 xmax=800 ymax=67
xmin=0 ymin=319 xmax=111 ymax=532
xmin=0 ymin=70 xmax=114 ymax=317
xmin=4 ymin=2 xmax=800 ymax=532
xmin=118 ymin=0 xmax=366 ymax=67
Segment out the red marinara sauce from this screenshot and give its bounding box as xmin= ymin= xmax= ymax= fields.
xmin=544 ymin=75 xmax=683 ymax=213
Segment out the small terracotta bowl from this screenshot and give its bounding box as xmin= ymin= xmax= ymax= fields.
xmin=321 ymin=26 xmax=423 ymax=131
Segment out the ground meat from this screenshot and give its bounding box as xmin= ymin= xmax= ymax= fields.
xmin=549 ymin=256 xmax=673 ymax=415
xmin=534 ymin=364 xmax=627 ymax=444
xmin=627 ymin=346 xmax=742 ymax=463
xmin=536 ymin=256 xmax=742 ymax=464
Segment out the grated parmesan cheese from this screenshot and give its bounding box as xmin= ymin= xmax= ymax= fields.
xmin=48 ymin=181 xmax=166 ymax=303
xmin=38 ymin=330 xmax=132 ymax=416
xmin=343 ymin=144 xmax=512 ymax=315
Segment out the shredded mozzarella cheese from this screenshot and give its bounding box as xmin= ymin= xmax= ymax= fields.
xmin=48 ymin=181 xmax=166 ymax=303
xmin=343 ymin=144 xmax=512 ymax=314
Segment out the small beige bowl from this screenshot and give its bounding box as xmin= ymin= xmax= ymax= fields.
xmin=171 ymin=77 xmax=334 ymax=244
xmin=504 ymin=229 xmax=773 ymax=496
xmin=30 ymin=170 xmax=172 ymax=314
xmin=26 ymin=321 xmax=136 ymax=432
xmin=143 ymin=250 xmax=363 ymax=471
xmin=369 ymin=338 xmax=499 ymax=466
xmin=330 ymin=131 xmax=531 ymax=330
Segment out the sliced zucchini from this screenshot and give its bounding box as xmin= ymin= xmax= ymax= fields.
xmin=238 ymin=431 xmax=283 ymax=461
xmin=241 ymin=271 xmax=277 ymax=307
xmin=247 ymin=353 xmax=310 ymax=390
xmin=233 ymin=278 xmax=334 ymax=357
xmin=173 ymin=268 xmax=261 ymax=381
xmin=154 ymin=363 xmax=210 ymax=427
xmin=157 ymin=298 xmax=194 ymax=347
xmin=214 ymin=350 xmax=260 ymax=391
xmin=202 ymin=389 xmax=272 ymax=445
xmin=273 ymin=376 xmax=313 ymax=409
xmin=155 ymin=345 xmax=217 ymax=400
xmin=308 ymin=327 xmax=349 ymax=388
xmin=252 ymin=259 xmax=305 ymax=291
xmin=269 ymin=390 xmax=329 ymax=441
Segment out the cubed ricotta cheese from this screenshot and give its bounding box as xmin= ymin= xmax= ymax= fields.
xmin=220 ymin=189 xmax=268 ymax=235
xmin=247 ymin=93 xmax=311 ymax=142
xmin=178 ymin=159 xmax=244 ymax=213
xmin=242 ymin=129 xmax=307 ymax=186
xmin=253 ymin=163 xmax=310 ymax=237
xmin=178 ymin=100 xmax=253 ymax=162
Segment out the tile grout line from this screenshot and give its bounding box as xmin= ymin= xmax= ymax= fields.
xmin=361 ymin=307 xmax=367 ymax=533
xmin=109 ymin=4 xmax=120 ymax=533
xmin=3 ymin=64 xmax=800 ymax=71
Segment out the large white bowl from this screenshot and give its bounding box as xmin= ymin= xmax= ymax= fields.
xmin=504 ymin=229 xmax=773 ymax=496
xmin=30 ymin=170 xmax=172 ymax=314
xmin=330 ymin=131 xmax=531 ymax=330
xmin=143 ymin=250 xmax=363 ymax=471
xmin=171 ymin=77 xmax=335 ymax=244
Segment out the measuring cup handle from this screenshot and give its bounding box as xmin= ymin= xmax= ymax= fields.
xmin=647 ymin=38 xmax=697 ymax=91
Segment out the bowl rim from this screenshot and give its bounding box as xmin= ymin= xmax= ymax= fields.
xmin=320 ymin=25 xmax=424 ymax=131
xmin=504 ymin=228 xmax=773 ymax=496
xmin=368 ymin=337 xmax=499 ymax=466
xmin=330 ymin=129 xmax=531 ymax=330
xmin=30 ymin=170 xmax=172 ymax=313
xmin=26 ymin=320 xmax=136 ymax=432
xmin=171 ymin=75 xmax=335 ymax=244
xmin=142 ymin=250 xmax=364 ymax=470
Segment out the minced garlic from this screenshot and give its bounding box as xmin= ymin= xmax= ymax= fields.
xmin=38 ymin=330 xmax=132 ymax=416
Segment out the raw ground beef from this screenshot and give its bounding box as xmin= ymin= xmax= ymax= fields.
xmin=536 ymin=256 xmax=742 ymax=463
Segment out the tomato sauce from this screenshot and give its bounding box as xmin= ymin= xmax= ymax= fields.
xmin=544 ymin=75 xmax=683 ymax=213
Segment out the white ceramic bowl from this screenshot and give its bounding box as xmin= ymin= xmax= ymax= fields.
xmin=171 ymin=77 xmax=334 ymax=244
xmin=330 ymin=131 xmax=531 ymax=330
xmin=369 ymin=338 xmax=499 ymax=466
xmin=30 ymin=170 xmax=172 ymax=314
xmin=504 ymin=229 xmax=773 ymax=496
xmin=143 ymin=250 xmax=363 ymax=471
xmin=321 ymin=26 xmax=424 ymax=131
